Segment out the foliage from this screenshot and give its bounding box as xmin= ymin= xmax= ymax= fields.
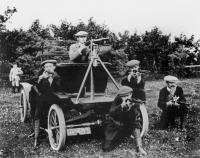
xmin=1 ymin=17 xmax=200 ymax=78
xmin=100 ymin=49 xmax=128 ymax=77
xmin=168 ymin=34 xmax=200 ymax=77
xmin=0 ymin=7 xmax=17 ymax=31
xmin=125 ymin=27 xmax=171 ymax=73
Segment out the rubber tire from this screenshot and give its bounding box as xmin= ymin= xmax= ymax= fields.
xmin=139 ymin=104 xmax=149 ymax=137
xmin=20 ymin=89 xmax=27 ymax=122
xmin=48 ymin=104 xmax=66 ymax=151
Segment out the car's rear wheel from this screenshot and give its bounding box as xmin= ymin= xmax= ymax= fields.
xmin=19 ymin=89 xmax=27 ymax=122
xmin=48 ymin=104 xmax=66 ymax=151
xmin=138 ymin=103 xmax=149 ymax=137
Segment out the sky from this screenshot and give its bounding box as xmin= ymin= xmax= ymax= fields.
xmin=1 ymin=0 xmax=200 ymax=40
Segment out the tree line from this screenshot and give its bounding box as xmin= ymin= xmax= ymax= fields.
xmin=0 ymin=8 xmax=200 ymax=78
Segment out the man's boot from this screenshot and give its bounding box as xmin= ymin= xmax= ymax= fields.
xmin=34 ymin=119 xmax=40 ymax=147
xmin=28 ymin=120 xmax=35 ymax=138
xmin=133 ymin=129 xmax=147 ymax=155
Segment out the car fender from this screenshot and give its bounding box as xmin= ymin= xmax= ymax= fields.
xmin=20 ymin=82 xmax=32 ymax=106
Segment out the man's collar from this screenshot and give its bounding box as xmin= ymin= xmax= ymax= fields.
xmin=166 ymin=85 xmax=177 ymax=92
xmin=52 ymin=72 xmax=58 ymax=78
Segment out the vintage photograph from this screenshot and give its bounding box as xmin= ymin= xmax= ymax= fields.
xmin=0 ymin=0 xmax=200 ymax=157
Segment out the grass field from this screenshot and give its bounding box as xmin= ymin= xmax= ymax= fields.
xmin=0 ymin=78 xmax=200 ymax=158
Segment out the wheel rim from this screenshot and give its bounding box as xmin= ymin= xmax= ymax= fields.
xmin=49 ymin=109 xmax=60 ymax=148
xmin=138 ymin=110 xmax=143 ymax=133
xmin=139 ymin=104 xmax=149 ymax=137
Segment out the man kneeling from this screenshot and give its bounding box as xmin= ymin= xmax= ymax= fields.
xmin=102 ymin=86 xmax=147 ymax=155
xmin=158 ymin=75 xmax=187 ymax=129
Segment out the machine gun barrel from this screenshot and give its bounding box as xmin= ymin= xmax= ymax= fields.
xmin=92 ymin=37 xmax=109 ymax=43
xmin=85 ymin=37 xmax=109 ymax=46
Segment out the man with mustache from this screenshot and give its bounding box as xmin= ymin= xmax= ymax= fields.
xmin=158 ymin=75 xmax=186 ymax=129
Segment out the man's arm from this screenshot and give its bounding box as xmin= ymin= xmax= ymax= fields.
xmin=17 ymin=68 xmax=23 ymax=75
xmin=9 ymin=69 xmax=13 ymax=81
xmin=178 ymin=87 xmax=186 ymax=103
xmin=69 ymin=44 xmax=87 ymax=61
xmin=136 ymin=77 xmax=145 ymax=89
xmin=53 ymin=75 xmax=63 ymax=92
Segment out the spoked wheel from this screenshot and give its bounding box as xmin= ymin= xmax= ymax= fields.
xmin=48 ymin=104 xmax=66 ymax=151
xmin=19 ymin=89 xmax=27 ymax=122
xmin=138 ymin=103 xmax=149 ymax=137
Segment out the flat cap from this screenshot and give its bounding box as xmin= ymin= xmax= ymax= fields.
xmin=126 ymin=60 xmax=140 ymax=67
xmin=41 ymin=60 xmax=57 ymax=66
xmin=75 ymin=31 xmax=88 ymax=37
xmin=118 ymin=86 xmax=133 ymax=97
xmin=164 ymin=75 xmax=178 ymax=82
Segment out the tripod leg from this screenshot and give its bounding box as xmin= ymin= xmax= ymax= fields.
xmin=76 ymin=60 xmax=93 ymax=103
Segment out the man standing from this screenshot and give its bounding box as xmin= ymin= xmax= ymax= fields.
xmin=33 ymin=60 xmax=62 ymax=147
xmin=121 ymin=59 xmax=146 ymax=102
xmin=9 ymin=63 xmax=23 ymax=93
xmin=158 ymin=75 xmax=186 ymax=129
xmin=69 ymin=31 xmax=90 ymax=63
xmin=103 ymin=86 xmax=147 ymax=155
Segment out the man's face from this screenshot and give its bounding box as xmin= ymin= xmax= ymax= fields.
xmin=44 ymin=63 xmax=55 ymax=74
xmin=129 ymin=66 xmax=139 ymax=77
xmin=13 ymin=64 xmax=17 ymax=68
xmin=77 ymin=36 xmax=87 ymax=44
xmin=166 ymin=81 xmax=176 ymax=89
xmin=120 ymin=93 xmax=132 ymax=110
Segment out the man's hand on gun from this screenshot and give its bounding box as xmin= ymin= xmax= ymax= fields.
xmin=120 ymin=98 xmax=133 ymax=111
xmin=79 ymin=43 xmax=89 ymax=55
xmin=39 ymin=71 xmax=49 ymax=79
xmin=166 ymin=96 xmax=180 ymax=107
xmin=128 ymin=70 xmax=141 ymax=83
xmin=38 ymin=71 xmax=49 ymax=83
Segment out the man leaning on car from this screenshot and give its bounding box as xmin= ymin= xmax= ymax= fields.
xmin=32 ymin=59 xmax=62 ymax=147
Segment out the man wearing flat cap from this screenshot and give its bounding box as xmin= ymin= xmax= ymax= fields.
xmin=121 ymin=59 xmax=146 ymax=102
xmin=103 ymin=86 xmax=147 ymax=155
xmin=69 ymin=31 xmax=90 ymax=63
xmin=30 ymin=60 xmax=62 ymax=147
xmin=158 ymin=75 xmax=186 ymax=129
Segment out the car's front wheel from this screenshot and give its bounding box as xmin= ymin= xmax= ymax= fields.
xmin=48 ymin=104 xmax=66 ymax=151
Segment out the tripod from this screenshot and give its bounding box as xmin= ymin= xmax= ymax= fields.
xmin=75 ymin=38 xmax=120 ymax=103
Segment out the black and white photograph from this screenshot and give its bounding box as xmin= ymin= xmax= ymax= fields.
xmin=0 ymin=0 xmax=200 ymax=157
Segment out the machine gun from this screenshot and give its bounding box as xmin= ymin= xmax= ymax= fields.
xmin=170 ymin=96 xmax=190 ymax=108
xmin=84 ymin=37 xmax=110 ymax=46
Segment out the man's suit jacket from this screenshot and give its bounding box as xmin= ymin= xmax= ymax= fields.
xmin=121 ymin=76 xmax=146 ymax=101
xmin=37 ymin=72 xmax=62 ymax=95
xmin=69 ymin=43 xmax=90 ymax=63
xmin=158 ymin=86 xmax=186 ymax=111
